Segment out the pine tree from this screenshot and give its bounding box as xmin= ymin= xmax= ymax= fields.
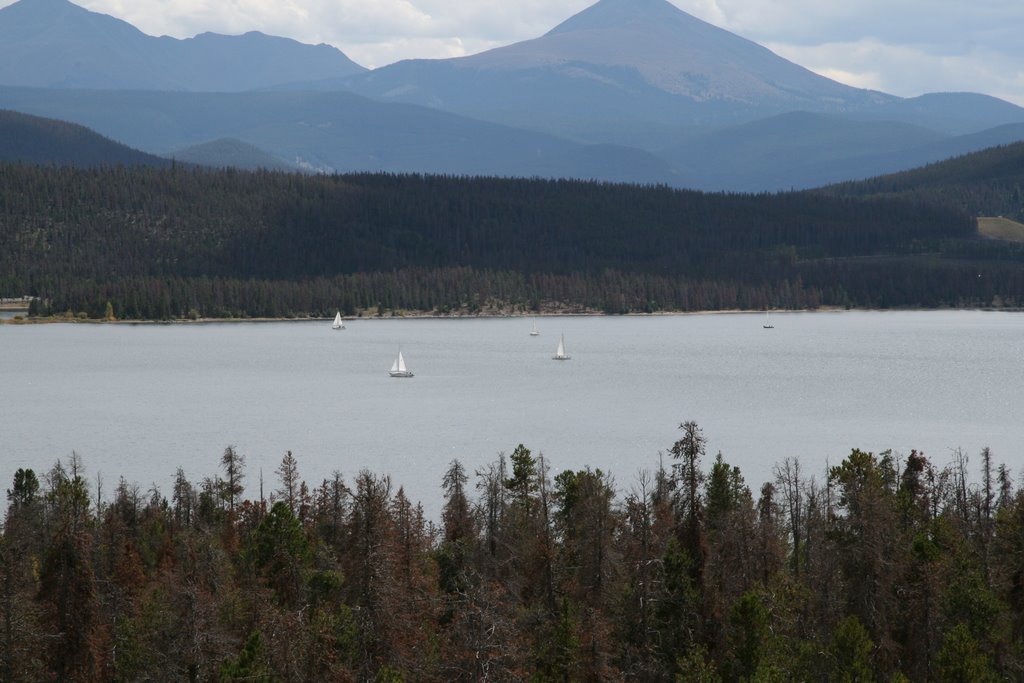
xmin=275 ymin=451 xmax=300 ymax=515
xmin=219 ymin=446 xmax=245 ymax=516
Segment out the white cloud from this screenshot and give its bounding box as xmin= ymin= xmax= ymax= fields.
xmin=767 ymin=39 xmax=1024 ymax=106
xmin=346 ymin=37 xmax=504 ymax=69
xmin=670 ymin=0 xmax=1024 ymax=105
xmin=109 ymin=0 xmax=437 ymax=43
xmin=674 ymin=0 xmax=1024 ymax=52
xmin=1 ymin=0 xmax=1022 ymax=103
xmin=40 ymin=0 xmax=595 ymax=67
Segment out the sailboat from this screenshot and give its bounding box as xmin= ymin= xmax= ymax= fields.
xmin=552 ymin=334 xmax=570 ymax=360
xmin=763 ymin=311 xmax=774 ymax=329
xmin=389 ymin=350 xmax=414 ymax=377
xmin=332 ymin=311 xmax=345 ymax=330
xmin=530 ymin=320 xmax=540 ymax=336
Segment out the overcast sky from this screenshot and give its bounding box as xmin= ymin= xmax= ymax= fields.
xmin=7 ymin=0 xmax=1024 ymax=105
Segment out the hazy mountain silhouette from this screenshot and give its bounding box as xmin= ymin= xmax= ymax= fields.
xmin=343 ymin=0 xmax=892 ymax=135
xmin=852 ymin=93 xmax=1024 ymax=135
xmin=335 ymin=0 xmax=1024 ymax=185
xmin=667 ymin=112 xmax=946 ymax=191
xmin=170 ymin=138 xmax=298 ymax=172
xmin=0 ymin=0 xmax=365 ymax=91
xmin=0 ymin=86 xmax=685 ymax=185
xmin=1 ymin=0 xmax=1023 ymax=191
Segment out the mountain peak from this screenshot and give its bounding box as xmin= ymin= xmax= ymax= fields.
xmin=546 ymin=0 xmax=699 ymax=35
xmin=0 ymin=0 xmax=147 ymax=42
xmin=1 ymin=0 xmax=106 ymax=24
xmin=3 ymin=0 xmax=81 ymax=12
xmin=454 ymin=0 xmax=872 ymax=110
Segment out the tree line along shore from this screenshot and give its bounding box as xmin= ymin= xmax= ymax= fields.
xmin=3 ymin=163 xmax=1024 ymax=321
xmin=1 ymin=422 xmax=1019 ymax=681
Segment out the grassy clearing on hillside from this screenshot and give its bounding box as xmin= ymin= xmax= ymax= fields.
xmin=979 ymin=216 xmax=1024 ymax=242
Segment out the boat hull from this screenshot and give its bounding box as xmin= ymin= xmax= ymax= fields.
xmin=389 ymin=370 xmax=414 ymax=377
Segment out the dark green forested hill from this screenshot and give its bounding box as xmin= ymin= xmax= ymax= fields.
xmin=0 ymin=110 xmax=170 ymax=168
xmin=823 ymin=141 xmax=1024 ymax=222
xmin=1 ymin=162 xmax=1022 ymax=319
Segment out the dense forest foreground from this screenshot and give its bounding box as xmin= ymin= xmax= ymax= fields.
xmin=2 ymin=152 xmax=1024 ymax=319
xmin=1 ymin=423 xmax=1020 ymax=681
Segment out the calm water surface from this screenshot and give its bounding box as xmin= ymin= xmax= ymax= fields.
xmin=2 ymin=311 xmax=1021 ymax=517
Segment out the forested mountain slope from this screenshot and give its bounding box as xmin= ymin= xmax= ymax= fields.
xmin=823 ymin=141 xmax=1024 ymax=222
xmin=0 ymin=109 xmax=169 ymax=167
xmin=3 ymin=164 xmax=1021 ymax=319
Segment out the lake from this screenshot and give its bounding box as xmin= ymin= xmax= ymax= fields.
xmin=1 ymin=311 xmax=1021 ymax=518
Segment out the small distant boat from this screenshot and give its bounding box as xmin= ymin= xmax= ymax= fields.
xmin=332 ymin=311 xmax=345 ymax=330
xmin=389 ymin=350 xmax=414 ymax=377
xmin=553 ymin=334 xmax=570 ymax=360
xmin=530 ymin=320 xmax=540 ymax=336
xmin=763 ymin=311 xmax=774 ymax=329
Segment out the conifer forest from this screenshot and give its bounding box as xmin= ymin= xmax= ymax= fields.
xmin=3 ymin=162 xmax=1023 ymax=320
xmin=0 ymin=423 xmax=1020 ymax=681
xmin=3 ymin=151 xmax=1024 ymax=680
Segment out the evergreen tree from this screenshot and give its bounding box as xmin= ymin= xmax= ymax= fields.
xmin=249 ymin=501 xmax=311 ymax=607
xmin=275 ymin=451 xmax=300 ymax=515
xmin=219 ymin=446 xmax=245 ymax=516
xmin=219 ymin=630 xmax=275 ymax=683
xmin=935 ymin=623 xmax=999 ymax=683
xmin=827 ymin=615 xmax=875 ymax=683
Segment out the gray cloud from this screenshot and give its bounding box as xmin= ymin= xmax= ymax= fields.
xmin=1 ymin=0 xmax=1021 ymax=103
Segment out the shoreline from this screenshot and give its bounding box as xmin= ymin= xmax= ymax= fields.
xmin=3 ymin=305 xmax=1021 ymax=325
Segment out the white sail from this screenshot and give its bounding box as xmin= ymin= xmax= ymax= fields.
xmin=530 ymin=320 xmax=540 ymax=336
xmin=553 ymin=334 xmax=570 ymax=360
xmin=332 ymin=311 xmax=344 ymax=329
xmin=389 ymin=349 xmax=414 ymax=377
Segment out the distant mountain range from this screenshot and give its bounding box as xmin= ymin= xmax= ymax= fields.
xmin=0 ymin=0 xmax=364 ymax=91
xmin=1 ymin=0 xmax=1023 ymax=190
xmin=0 ymin=87 xmax=684 ymax=184
xmin=663 ymin=114 xmax=1024 ymax=192
xmin=340 ymin=0 xmax=891 ymax=135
